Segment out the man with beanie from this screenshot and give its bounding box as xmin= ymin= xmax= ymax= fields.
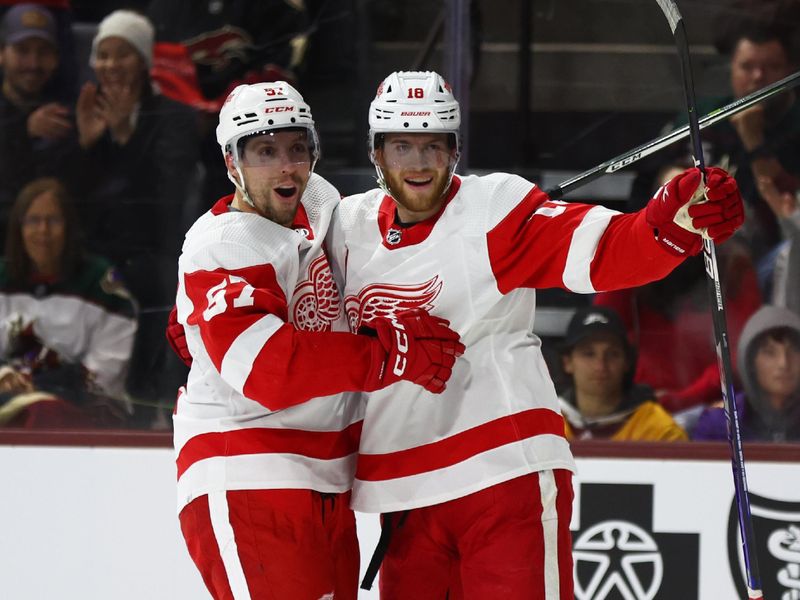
xmin=558 ymin=306 xmax=688 ymax=441
xmin=0 ymin=3 xmax=74 ymax=244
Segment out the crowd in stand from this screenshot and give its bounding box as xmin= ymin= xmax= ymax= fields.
xmin=0 ymin=1 xmax=797 ymax=442
xmin=0 ymin=1 xmax=307 ymax=428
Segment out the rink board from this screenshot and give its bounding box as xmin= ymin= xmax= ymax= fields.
xmin=0 ymin=435 xmax=798 ymax=599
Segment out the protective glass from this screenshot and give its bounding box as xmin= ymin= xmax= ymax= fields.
xmin=238 ymin=131 xmax=313 ymax=169
xmin=379 ymin=138 xmax=454 ymax=170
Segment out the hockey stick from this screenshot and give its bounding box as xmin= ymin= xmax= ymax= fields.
xmin=657 ymin=2 xmax=763 ymax=598
xmin=546 ymin=68 xmax=800 ymax=199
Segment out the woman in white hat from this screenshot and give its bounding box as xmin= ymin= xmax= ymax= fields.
xmin=73 ymin=10 xmax=200 ymax=407
xmin=73 ymin=9 xmax=199 ymax=318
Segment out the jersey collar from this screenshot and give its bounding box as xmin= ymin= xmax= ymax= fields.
xmin=210 ymin=194 xmax=314 ymax=240
xmin=377 ymin=176 xmax=461 ymax=249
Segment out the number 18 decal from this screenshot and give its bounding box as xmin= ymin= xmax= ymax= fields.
xmin=407 ymin=87 xmax=424 ymax=98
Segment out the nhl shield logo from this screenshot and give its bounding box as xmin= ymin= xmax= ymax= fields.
xmin=386 ymin=228 xmax=403 ymax=245
xmin=294 ymin=227 xmax=311 ymax=239
xmin=728 ymin=493 xmax=800 ymax=599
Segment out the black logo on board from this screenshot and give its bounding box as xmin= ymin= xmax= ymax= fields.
xmin=572 ymin=483 xmax=700 ymax=599
xmin=727 ymin=493 xmax=800 ymax=599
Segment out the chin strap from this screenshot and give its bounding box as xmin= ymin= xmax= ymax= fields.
xmin=225 ymin=146 xmax=257 ymax=208
xmin=228 ymin=168 xmax=256 ymax=208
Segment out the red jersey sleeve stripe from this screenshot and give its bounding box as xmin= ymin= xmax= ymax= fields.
xmin=220 ymin=314 xmax=285 ymax=394
xmin=562 ymin=205 xmax=618 ymax=293
xmin=355 ymin=408 xmax=565 ymax=482
xmin=183 ymin=264 xmax=288 ymax=371
xmin=487 ymin=187 xmax=602 ymax=293
xmin=589 ymin=210 xmax=685 ymax=291
xmin=240 ymin=325 xmax=377 ymax=411
xmin=176 ymin=421 xmax=364 ymax=479
xmin=488 ymin=190 xmax=686 ymax=294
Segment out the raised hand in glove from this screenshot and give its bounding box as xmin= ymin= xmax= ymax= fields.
xmin=366 ymin=308 xmax=465 ymax=394
xmin=166 ymin=306 xmax=192 ymax=367
xmin=646 ymin=166 xmax=744 ymax=256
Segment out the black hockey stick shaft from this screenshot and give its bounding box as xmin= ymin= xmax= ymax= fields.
xmin=546 ymin=69 xmax=800 ymax=199
xmin=655 ymin=2 xmax=763 ymax=598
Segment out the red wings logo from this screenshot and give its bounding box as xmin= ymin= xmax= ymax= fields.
xmin=290 ymin=256 xmax=341 ymax=331
xmin=344 ymin=277 xmax=442 ymax=332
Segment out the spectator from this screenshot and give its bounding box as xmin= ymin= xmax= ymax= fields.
xmin=631 ymin=22 xmax=800 ymax=264
xmin=692 ymin=305 xmax=800 ymax=442
xmin=74 ymin=9 xmax=198 ymax=308
xmin=0 ymin=3 xmax=75 ymax=243
xmin=596 ymin=162 xmax=763 ymax=414
xmin=755 ymin=172 xmax=800 ymax=316
xmin=0 ymin=0 xmax=80 ymax=98
xmin=0 ymin=177 xmax=137 ymax=428
xmin=558 ymin=306 xmax=687 ymax=441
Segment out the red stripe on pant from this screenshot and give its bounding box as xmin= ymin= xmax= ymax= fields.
xmin=179 ymin=489 xmax=360 ymax=600
xmin=379 ymin=471 xmax=574 ymax=600
xmin=555 ymin=469 xmax=575 ymax=600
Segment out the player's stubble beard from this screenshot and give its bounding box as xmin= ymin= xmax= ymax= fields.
xmin=246 ymin=170 xmax=310 ymax=228
xmin=383 ymin=165 xmax=451 ymax=221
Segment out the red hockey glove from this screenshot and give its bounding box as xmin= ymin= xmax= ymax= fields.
xmin=645 ymin=167 xmax=744 ymax=256
xmin=166 ymin=305 xmax=193 ymax=367
xmin=366 ymin=309 xmax=465 ymax=394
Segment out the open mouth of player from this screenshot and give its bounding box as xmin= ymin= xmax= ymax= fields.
xmin=274 ymin=185 xmax=298 ymax=200
xmin=404 ymin=176 xmax=434 ymax=188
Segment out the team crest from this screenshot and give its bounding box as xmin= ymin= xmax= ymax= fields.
xmin=727 ymin=492 xmax=800 ymax=599
xmin=290 ymin=256 xmax=341 ymax=331
xmin=385 ymin=228 xmax=403 ymax=245
xmin=344 ymin=276 xmax=442 ymax=332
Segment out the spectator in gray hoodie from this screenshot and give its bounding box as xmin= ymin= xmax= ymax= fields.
xmin=692 ymin=305 xmax=800 ymax=442
xmin=754 ymin=175 xmax=800 ymax=316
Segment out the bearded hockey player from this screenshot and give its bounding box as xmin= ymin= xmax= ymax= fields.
xmin=171 ymin=82 xmax=464 ymax=600
xmin=327 ymin=70 xmax=745 ymax=599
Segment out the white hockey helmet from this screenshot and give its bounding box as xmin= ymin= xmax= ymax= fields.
xmin=216 ymin=82 xmax=320 ymax=205
xmin=368 ymin=71 xmax=461 ymax=189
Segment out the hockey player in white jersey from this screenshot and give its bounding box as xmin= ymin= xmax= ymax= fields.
xmin=328 ymin=71 xmax=746 ymax=599
xmin=171 ymin=82 xmax=464 ymax=600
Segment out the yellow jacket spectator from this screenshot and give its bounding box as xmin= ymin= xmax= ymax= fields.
xmin=558 ymin=306 xmax=688 ymax=441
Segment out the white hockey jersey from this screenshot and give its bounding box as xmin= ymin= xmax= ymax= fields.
xmin=173 ymin=174 xmax=364 ymax=513
xmin=330 ymin=173 xmax=685 ymax=513
xmin=0 ymin=255 xmax=136 ymax=404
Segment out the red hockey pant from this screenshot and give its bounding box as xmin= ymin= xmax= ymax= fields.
xmin=179 ymin=489 xmax=359 ymax=600
xmin=379 ymin=470 xmax=574 ymax=599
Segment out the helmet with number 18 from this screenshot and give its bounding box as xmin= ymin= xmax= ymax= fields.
xmin=216 ymin=82 xmax=320 ymax=208
xmin=368 ymin=71 xmax=461 ymax=194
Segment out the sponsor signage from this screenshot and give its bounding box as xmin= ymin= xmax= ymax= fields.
xmin=0 ymin=439 xmax=797 ymax=599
